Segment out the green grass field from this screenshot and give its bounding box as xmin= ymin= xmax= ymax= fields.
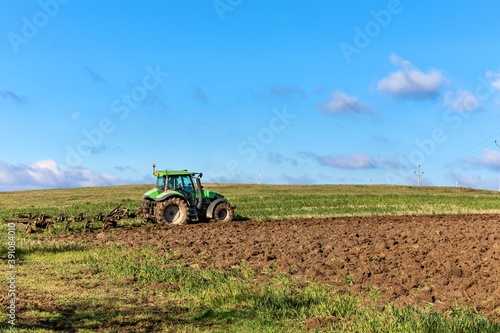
xmin=1 ymin=184 xmax=499 ymax=223
xmin=0 ymin=184 xmax=499 ymax=332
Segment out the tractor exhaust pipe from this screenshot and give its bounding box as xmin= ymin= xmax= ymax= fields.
xmin=195 ymin=174 xmax=203 ymax=210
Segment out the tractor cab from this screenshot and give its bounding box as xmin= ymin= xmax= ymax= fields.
xmin=154 ymin=170 xmax=197 ymax=205
xmin=156 ymin=174 xmax=193 ymax=192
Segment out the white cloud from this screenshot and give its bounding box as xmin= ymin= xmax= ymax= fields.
xmin=84 ymin=65 xmax=107 ymax=84
xmin=449 ymin=171 xmax=498 ymax=190
xmin=377 ymin=54 xmax=445 ymax=98
xmin=465 ymin=149 xmax=500 ymax=170
xmin=268 ymin=152 xmax=299 ymax=166
xmin=485 ymin=70 xmax=500 ymax=91
xmin=444 ymin=89 xmax=480 ymax=112
xmin=0 ymin=90 xmax=25 ymax=103
xmin=319 ymin=91 xmax=368 ymax=114
xmin=301 ymin=152 xmax=378 ymax=169
xmin=194 ymin=87 xmax=208 ymax=101
xmin=0 ymin=159 xmax=132 ymax=191
xmin=269 ymin=84 xmax=305 ymax=98
xmin=300 ymin=151 xmax=404 ymax=171
xmin=207 ymin=171 xmax=256 ymax=184
xmin=281 ymin=174 xmax=316 ymax=184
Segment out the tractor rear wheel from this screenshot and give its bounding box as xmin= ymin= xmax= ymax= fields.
xmin=154 ymin=197 xmax=189 ymax=225
xmin=211 ymin=202 xmax=234 ymax=223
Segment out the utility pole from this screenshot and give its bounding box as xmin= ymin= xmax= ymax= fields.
xmin=414 ymin=165 xmax=424 ymax=186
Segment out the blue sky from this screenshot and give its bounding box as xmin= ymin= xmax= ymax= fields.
xmin=2 ymin=0 xmax=500 ymax=191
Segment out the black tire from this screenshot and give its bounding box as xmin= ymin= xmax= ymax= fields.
xmin=140 ymin=199 xmax=155 ymax=224
xmin=211 ymin=202 xmax=234 ymax=223
xmin=154 ymin=197 xmax=189 ymax=225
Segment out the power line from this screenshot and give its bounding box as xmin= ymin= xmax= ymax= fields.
xmin=422 ymin=132 xmax=500 ymax=172
xmin=424 ymin=134 xmax=498 ymax=169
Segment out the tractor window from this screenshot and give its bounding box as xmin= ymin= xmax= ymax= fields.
xmin=165 ymin=175 xmax=194 ymax=194
xmin=179 ymin=175 xmax=195 ymax=203
xmin=178 ymin=176 xmax=194 ymax=192
xmin=167 ymin=176 xmax=176 ymax=190
xmin=156 ymin=176 xmax=166 ymax=192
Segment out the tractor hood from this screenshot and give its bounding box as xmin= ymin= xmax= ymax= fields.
xmin=202 ymin=189 xmax=225 ymax=200
xmin=143 ymin=188 xmax=226 ymax=201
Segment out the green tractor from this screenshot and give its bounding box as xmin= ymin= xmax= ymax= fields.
xmin=141 ymin=164 xmax=235 ymax=225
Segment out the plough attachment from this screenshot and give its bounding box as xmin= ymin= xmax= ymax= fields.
xmin=3 ymin=204 xmax=138 ymax=234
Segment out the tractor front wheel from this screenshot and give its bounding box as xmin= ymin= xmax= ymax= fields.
xmin=211 ymin=202 xmax=234 ymax=223
xmin=140 ymin=199 xmax=156 ymax=224
xmin=154 ymin=197 xmax=189 ymax=225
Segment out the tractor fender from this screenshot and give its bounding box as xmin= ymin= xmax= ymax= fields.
xmin=155 ymin=192 xmax=188 ymax=204
xmin=206 ymin=199 xmax=225 ymax=219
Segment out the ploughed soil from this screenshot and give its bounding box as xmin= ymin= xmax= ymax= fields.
xmin=50 ymin=214 xmax=499 ymax=319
